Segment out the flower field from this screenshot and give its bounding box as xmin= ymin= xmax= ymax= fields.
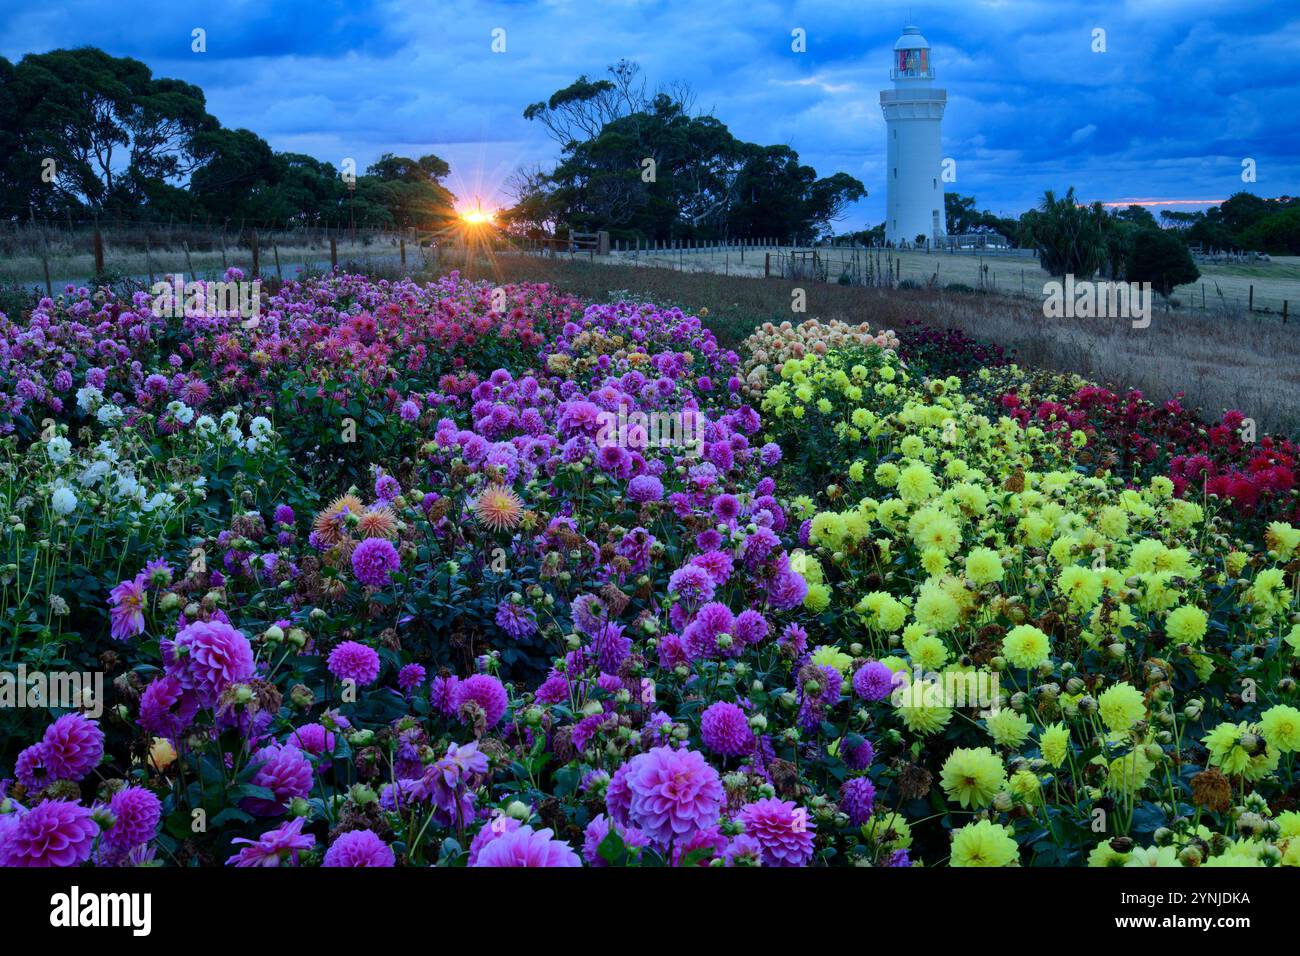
xmin=1 ymin=270 xmax=1298 ymax=868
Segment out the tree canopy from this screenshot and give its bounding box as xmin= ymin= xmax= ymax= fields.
xmin=508 ymin=60 xmax=865 ymax=241
xmin=0 ymin=47 xmax=455 ymax=228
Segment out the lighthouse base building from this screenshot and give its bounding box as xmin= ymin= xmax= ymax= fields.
xmin=880 ymin=26 xmax=947 ymax=247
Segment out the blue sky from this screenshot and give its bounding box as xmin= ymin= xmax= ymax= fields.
xmin=2 ymin=0 xmax=1297 ymax=229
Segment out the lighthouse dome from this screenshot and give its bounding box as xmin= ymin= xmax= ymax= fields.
xmin=891 ymin=26 xmax=933 ymax=80
xmin=894 ymin=26 xmax=930 ymax=50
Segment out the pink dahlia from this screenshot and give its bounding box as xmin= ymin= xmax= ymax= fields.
xmin=164 ymin=619 xmax=255 ymax=706
xmin=0 ymin=800 xmax=98 ymax=867
xmin=738 ymin=797 xmax=817 ymax=867
xmin=41 ymin=713 xmax=104 ymax=783
xmin=326 ymin=640 xmax=381 ymax=686
xmin=323 ymin=828 xmax=395 ymax=867
xmin=241 ymin=744 xmax=313 ymax=816
xmin=623 ymin=746 xmax=724 ymax=849
xmin=450 ymin=674 xmax=508 ymax=728
xmin=471 ymin=826 xmax=581 ymax=867
xmin=108 ymin=573 xmax=148 ymax=641
xmin=700 ymin=701 xmax=754 ymax=756
xmin=226 ymin=817 xmax=316 ymax=866
xmin=468 ymin=815 xmax=522 ymax=865
xmin=582 ymin=813 xmax=649 ymax=866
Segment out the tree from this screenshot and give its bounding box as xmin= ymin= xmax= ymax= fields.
xmin=519 ymin=62 xmax=864 ymax=241
xmin=1238 ymin=206 xmax=1300 ymax=255
xmin=1019 ymin=187 xmax=1111 ymax=278
xmin=0 ymin=48 xmax=216 ymax=219
xmin=1127 ymin=227 xmax=1199 ymax=296
xmin=1111 ymin=204 xmax=1158 ymax=229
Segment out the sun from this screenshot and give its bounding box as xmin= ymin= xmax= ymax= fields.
xmin=459 ymin=205 xmax=495 ymax=226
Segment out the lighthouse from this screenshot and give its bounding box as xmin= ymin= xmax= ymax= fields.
xmin=880 ymin=25 xmax=947 ymax=247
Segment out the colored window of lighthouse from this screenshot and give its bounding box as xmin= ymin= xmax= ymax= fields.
xmin=896 ymin=48 xmax=929 ymax=76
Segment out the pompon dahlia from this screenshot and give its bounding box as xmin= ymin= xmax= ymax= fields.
xmin=163 ymin=620 xmax=255 ymax=706
xmin=241 ymin=744 xmax=313 ymax=816
xmin=102 ymin=786 xmax=162 ymax=854
xmin=852 ymin=661 xmax=896 ymax=702
xmin=138 ymin=675 xmax=199 ymax=738
xmin=839 ymin=777 xmax=876 ymax=826
xmin=313 ymin=494 xmax=364 ymax=547
xmin=623 ymin=746 xmax=724 ymax=849
xmin=738 ymin=797 xmax=817 ymax=867
xmin=473 ymin=483 xmax=524 ymax=533
xmin=41 ymin=713 xmax=104 ymax=783
xmin=397 ymin=663 xmax=426 ymax=692
xmin=323 ymin=829 xmax=395 ymax=867
xmin=326 ymin=640 xmax=381 ymax=686
xmin=226 ymin=817 xmax=315 ymax=867
xmin=0 ymin=800 xmax=98 ymax=867
xmin=471 ymin=825 xmax=581 ymax=867
xmin=700 ymin=701 xmax=754 ymax=756
xmin=450 ymin=674 xmax=508 ymax=728
xmin=350 ymin=537 xmax=400 ymax=587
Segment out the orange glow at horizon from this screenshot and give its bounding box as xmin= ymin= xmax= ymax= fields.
xmin=1097 ymin=198 xmax=1227 ymax=207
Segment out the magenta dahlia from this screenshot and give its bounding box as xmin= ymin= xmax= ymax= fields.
xmin=326 ymin=640 xmax=381 ymax=686
xmin=241 ymin=744 xmax=313 ymax=816
xmin=103 ymin=786 xmax=162 ymax=853
xmin=450 ymin=674 xmax=508 ymax=728
xmin=351 ymin=537 xmax=400 ymax=587
xmin=0 ymin=800 xmax=98 ymax=867
xmin=137 ymin=675 xmax=198 ymax=738
xmin=41 ymin=713 xmax=104 ymax=782
xmin=700 ymin=700 xmax=754 ymax=756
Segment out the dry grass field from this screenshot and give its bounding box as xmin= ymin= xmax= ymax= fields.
xmin=604 ymin=246 xmax=1300 ymax=316
xmin=462 ymin=254 xmax=1300 ymax=435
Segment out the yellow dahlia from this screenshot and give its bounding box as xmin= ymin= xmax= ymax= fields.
xmin=950 ymin=819 xmax=1019 ymax=867
xmin=940 ymin=746 xmax=1007 ymax=808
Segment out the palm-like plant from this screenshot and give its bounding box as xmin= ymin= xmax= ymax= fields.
xmin=1021 ymin=187 xmax=1111 ymax=278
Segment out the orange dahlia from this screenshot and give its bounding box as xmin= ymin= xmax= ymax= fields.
xmin=356 ymin=505 xmax=398 ymax=540
xmin=474 ymin=484 xmax=523 ymax=533
xmin=313 ymin=494 xmax=364 ymax=547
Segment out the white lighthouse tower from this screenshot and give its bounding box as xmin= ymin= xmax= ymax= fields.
xmin=880 ymin=25 xmax=947 ymax=247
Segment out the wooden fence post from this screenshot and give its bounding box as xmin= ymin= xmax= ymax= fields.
xmin=273 ymin=239 xmax=283 ymax=281
xmin=251 ymin=229 xmax=260 ymax=278
xmin=93 ymin=226 xmax=104 ymax=276
xmin=330 ymin=237 xmax=338 ymax=270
